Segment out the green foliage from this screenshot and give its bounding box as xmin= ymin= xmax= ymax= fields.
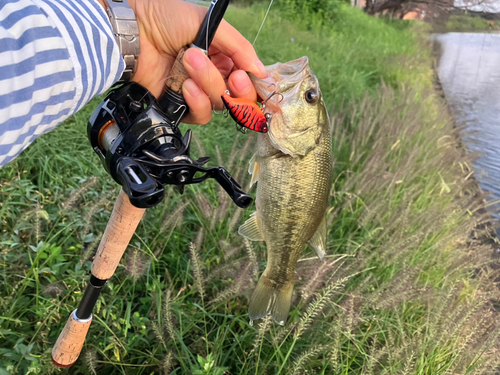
xmin=279 ymin=0 xmax=342 ymax=27
xmin=230 ymin=2 xmax=431 ymax=106
xmin=193 ymin=353 xmax=228 ymax=375
xmin=229 ymin=0 xmax=262 ymax=7
xmin=445 ymin=14 xmax=500 ymax=31
xmin=1 ymin=4 xmax=500 ymax=375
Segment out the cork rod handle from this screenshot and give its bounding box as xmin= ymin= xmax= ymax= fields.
xmin=51 ymin=311 xmax=92 ymax=367
xmin=164 ymin=47 xmax=190 ymax=96
xmin=92 ymin=189 xmax=146 ymax=280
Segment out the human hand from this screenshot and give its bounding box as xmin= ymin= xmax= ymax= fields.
xmin=98 ymin=0 xmax=266 ymax=124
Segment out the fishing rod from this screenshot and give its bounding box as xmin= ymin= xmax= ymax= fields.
xmin=51 ymin=0 xmax=248 ymax=367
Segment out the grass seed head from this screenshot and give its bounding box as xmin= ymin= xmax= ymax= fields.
xmin=161 ymin=352 xmax=174 ymax=375
xmin=152 ymin=320 xmax=167 ymax=349
xmin=61 ymin=176 xmax=98 ymax=211
xmin=209 ymin=260 xmax=254 ymax=305
xmin=125 ymin=248 xmax=150 ymax=282
xmin=195 ymin=193 xmax=213 ymax=220
xmin=294 ymin=276 xmax=349 ymax=340
xmin=192 ymin=132 xmax=206 ymax=158
xmin=80 ymin=189 xmax=115 ymax=241
xmin=252 ymin=315 xmax=272 ymax=352
xmin=163 ymin=289 xmax=176 ymax=340
xmin=84 ymin=348 xmax=99 ymax=375
xmin=214 ymin=186 xmax=231 ymax=225
xmin=189 ymin=241 xmax=206 ymax=302
xmin=228 ymin=209 xmax=242 ymax=234
xmin=299 ymin=260 xmax=337 ymax=304
xmin=243 ymin=238 xmax=259 ymax=280
xmin=291 ymin=345 xmax=324 ymax=375
xmin=160 ymin=201 xmax=188 ymax=233
xmin=80 ymin=233 xmax=103 ymax=264
xmin=42 ymin=282 xmax=65 ymax=297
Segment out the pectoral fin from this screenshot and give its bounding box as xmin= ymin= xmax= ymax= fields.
xmin=238 ymin=213 xmax=264 ymax=241
xmin=308 ymin=215 xmax=327 ymax=260
xmin=248 ymin=155 xmax=260 ymax=187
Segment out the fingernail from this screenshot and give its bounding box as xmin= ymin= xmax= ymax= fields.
xmin=185 ymin=49 xmax=206 ymax=70
xmin=256 ymin=60 xmax=267 ymax=77
xmin=184 ymin=79 xmax=201 ymax=96
xmin=233 ymin=70 xmax=251 ymax=93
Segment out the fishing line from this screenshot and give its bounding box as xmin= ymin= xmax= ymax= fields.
xmin=253 ymin=0 xmax=274 ymax=46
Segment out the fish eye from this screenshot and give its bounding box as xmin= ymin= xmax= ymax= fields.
xmin=304 ymin=89 xmax=318 ymax=104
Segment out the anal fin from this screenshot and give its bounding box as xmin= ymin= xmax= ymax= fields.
xmin=238 ymin=213 xmax=264 ymax=241
xmin=308 ymin=215 xmax=327 ymax=260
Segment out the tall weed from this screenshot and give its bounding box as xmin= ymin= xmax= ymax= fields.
xmin=0 ymin=5 xmax=499 ymax=375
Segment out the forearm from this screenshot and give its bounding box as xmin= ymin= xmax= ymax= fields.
xmin=0 ymin=0 xmax=125 ymax=167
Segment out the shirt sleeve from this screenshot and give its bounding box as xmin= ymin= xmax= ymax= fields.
xmin=0 ymin=0 xmax=125 ymax=167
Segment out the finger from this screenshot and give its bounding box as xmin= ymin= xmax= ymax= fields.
xmin=228 ymin=70 xmax=258 ymax=102
xmin=182 ymin=79 xmax=212 ymax=125
xmin=209 ymin=51 xmax=234 ymax=79
xmin=183 ymin=48 xmax=227 ymax=109
xmin=211 ymin=20 xmax=268 ymax=78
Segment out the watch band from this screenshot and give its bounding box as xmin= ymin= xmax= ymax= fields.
xmin=102 ymin=0 xmax=140 ymax=82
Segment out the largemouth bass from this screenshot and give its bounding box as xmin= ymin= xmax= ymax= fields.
xmin=239 ymin=57 xmax=333 ymax=325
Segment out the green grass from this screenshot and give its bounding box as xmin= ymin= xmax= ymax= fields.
xmin=444 ymin=14 xmax=500 ymax=31
xmin=1 ymin=3 xmax=500 ymax=374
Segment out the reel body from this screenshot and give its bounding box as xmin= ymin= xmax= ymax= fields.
xmin=88 ymin=82 xmax=252 ymax=209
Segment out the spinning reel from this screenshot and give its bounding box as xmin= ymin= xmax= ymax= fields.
xmin=88 ymin=82 xmax=253 ymax=209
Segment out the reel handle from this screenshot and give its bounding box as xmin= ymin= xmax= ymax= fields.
xmin=51 ymin=190 xmax=145 ymax=367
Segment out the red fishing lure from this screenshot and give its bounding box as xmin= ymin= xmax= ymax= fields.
xmin=221 ymin=92 xmax=268 ymax=133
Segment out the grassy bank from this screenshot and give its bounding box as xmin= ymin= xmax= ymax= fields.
xmin=1 ymin=3 xmax=500 ymax=374
xmin=440 ymin=14 xmax=500 ymax=31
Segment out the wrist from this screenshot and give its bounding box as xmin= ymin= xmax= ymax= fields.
xmin=98 ymin=0 xmax=141 ymax=82
xmin=96 ymin=0 xmax=106 ymax=10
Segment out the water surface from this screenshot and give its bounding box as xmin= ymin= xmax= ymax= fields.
xmin=435 ymin=32 xmax=500 ymax=213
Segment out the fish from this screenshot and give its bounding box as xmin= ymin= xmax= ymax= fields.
xmin=238 ymin=56 xmax=333 ymax=325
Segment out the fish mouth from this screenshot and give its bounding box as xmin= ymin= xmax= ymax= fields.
xmin=249 ymin=56 xmax=311 ymax=106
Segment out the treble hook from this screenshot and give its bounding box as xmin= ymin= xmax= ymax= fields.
xmin=212 ymin=105 xmax=227 ymax=116
xmin=235 ymin=123 xmax=248 ymax=134
xmin=261 ymin=83 xmax=284 ymax=110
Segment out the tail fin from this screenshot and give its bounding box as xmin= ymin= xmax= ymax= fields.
xmin=249 ymin=273 xmax=294 ymax=326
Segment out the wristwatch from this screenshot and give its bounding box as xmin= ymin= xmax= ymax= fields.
xmin=102 ymin=0 xmax=140 ymax=82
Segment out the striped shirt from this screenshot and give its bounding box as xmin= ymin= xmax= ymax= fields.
xmin=0 ymin=0 xmax=125 ymax=166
